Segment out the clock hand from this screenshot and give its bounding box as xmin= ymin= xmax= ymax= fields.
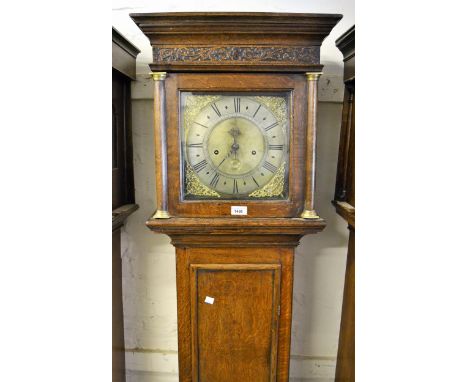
xmin=215 ymin=149 xmax=232 ymax=170
xmin=232 ymin=142 xmax=239 ymax=160
xmin=229 ymin=121 xmax=241 ymax=160
xmin=228 ymin=121 xmax=241 ymax=143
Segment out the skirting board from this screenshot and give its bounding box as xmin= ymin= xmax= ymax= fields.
xmin=125 ymin=350 xmax=336 ymax=381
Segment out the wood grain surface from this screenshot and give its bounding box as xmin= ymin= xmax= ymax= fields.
xmin=175 ymin=245 xmax=296 ymax=382
xmin=334 ymin=229 xmax=355 ymax=382
xmin=190 ymin=264 xmax=281 ymax=381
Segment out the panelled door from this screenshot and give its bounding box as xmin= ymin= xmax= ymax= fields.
xmin=190 ymin=264 xmax=281 ymax=382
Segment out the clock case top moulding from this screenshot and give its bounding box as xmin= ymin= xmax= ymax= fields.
xmin=130 ymin=12 xmax=342 ymax=73
xmin=130 ymin=12 xmax=342 ymax=237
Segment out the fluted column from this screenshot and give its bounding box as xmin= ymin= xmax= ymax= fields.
xmin=300 ymin=72 xmax=322 ymax=219
xmin=151 ymin=72 xmax=170 ymax=219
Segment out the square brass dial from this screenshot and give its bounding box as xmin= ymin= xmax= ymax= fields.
xmin=180 ymin=92 xmax=290 ymax=200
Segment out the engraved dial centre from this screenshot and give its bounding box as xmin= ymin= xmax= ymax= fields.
xmin=206 ymin=117 xmax=266 ymax=177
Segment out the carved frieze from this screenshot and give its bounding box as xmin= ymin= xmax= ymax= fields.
xmin=153 ymin=46 xmax=319 ymax=65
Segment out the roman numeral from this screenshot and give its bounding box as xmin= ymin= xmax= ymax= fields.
xmin=264 ymin=122 xmax=279 ymax=131
xmin=253 ymin=104 xmax=262 ymax=118
xmin=262 ymin=161 xmax=277 ymax=173
xmin=210 ymin=172 xmax=220 ymax=188
xmin=233 ymin=179 xmax=239 ymax=194
xmin=252 ymin=176 xmax=259 ymax=187
xmin=268 ymin=144 xmax=284 ymax=150
xmin=192 ymin=159 xmax=207 ymax=173
xmin=211 ymin=103 xmax=221 ymax=117
xmin=188 ymin=143 xmax=203 ymax=148
xmin=234 ymin=98 xmax=241 ymax=113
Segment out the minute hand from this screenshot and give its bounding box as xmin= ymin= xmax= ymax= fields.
xmin=215 ymin=150 xmax=232 ymax=170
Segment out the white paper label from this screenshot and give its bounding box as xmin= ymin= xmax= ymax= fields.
xmin=231 ymin=206 xmax=247 ymax=215
xmin=204 ymin=296 xmax=215 ymax=304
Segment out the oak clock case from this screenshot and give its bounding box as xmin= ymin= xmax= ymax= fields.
xmin=131 ymin=12 xmax=341 ymax=382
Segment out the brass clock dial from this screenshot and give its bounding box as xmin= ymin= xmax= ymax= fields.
xmin=181 ymin=93 xmax=289 ymax=199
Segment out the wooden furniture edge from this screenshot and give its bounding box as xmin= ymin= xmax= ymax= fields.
xmin=112 ymin=27 xmax=140 ymax=58
xmin=335 ymin=25 xmax=355 ymax=61
xmin=112 ymin=203 xmax=139 ymax=231
xmin=112 ymin=27 xmax=141 ymax=80
xmin=149 ymin=64 xmax=324 ymax=73
xmin=332 ymin=201 xmax=355 ymax=228
xmin=146 ymin=216 xmax=326 ymax=235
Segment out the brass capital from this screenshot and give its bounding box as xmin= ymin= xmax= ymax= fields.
xmin=305 ymin=72 xmax=322 ymax=81
xmin=152 ymin=210 xmax=171 ymax=219
xmin=151 ymin=72 xmax=167 ymax=81
xmin=300 ymin=209 xmax=321 ymax=219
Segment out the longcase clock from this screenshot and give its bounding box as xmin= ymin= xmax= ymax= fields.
xmin=131 ymin=12 xmax=341 ymax=382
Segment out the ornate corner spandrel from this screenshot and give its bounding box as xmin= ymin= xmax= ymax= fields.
xmin=249 ymin=162 xmax=286 ymax=198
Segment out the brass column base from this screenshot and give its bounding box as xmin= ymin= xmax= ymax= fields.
xmin=300 ymin=209 xmax=320 ymax=219
xmin=152 ymin=210 xmax=171 ymax=219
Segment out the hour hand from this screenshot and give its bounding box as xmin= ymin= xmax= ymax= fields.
xmin=228 ymin=124 xmax=241 ymax=139
xmin=228 ymin=128 xmax=239 ymax=137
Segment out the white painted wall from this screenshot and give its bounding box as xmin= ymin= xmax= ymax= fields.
xmin=113 ymin=1 xmax=354 ymax=380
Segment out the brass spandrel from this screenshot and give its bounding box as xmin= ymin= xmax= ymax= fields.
xmin=184 ymin=164 xmax=221 ymax=198
xmin=253 ymin=96 xmax=288 ymax=128
xmin=249 ymin=162 xmax=286 ymax=198
xmin=183 ymin=95 xmax=221 ymax=133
